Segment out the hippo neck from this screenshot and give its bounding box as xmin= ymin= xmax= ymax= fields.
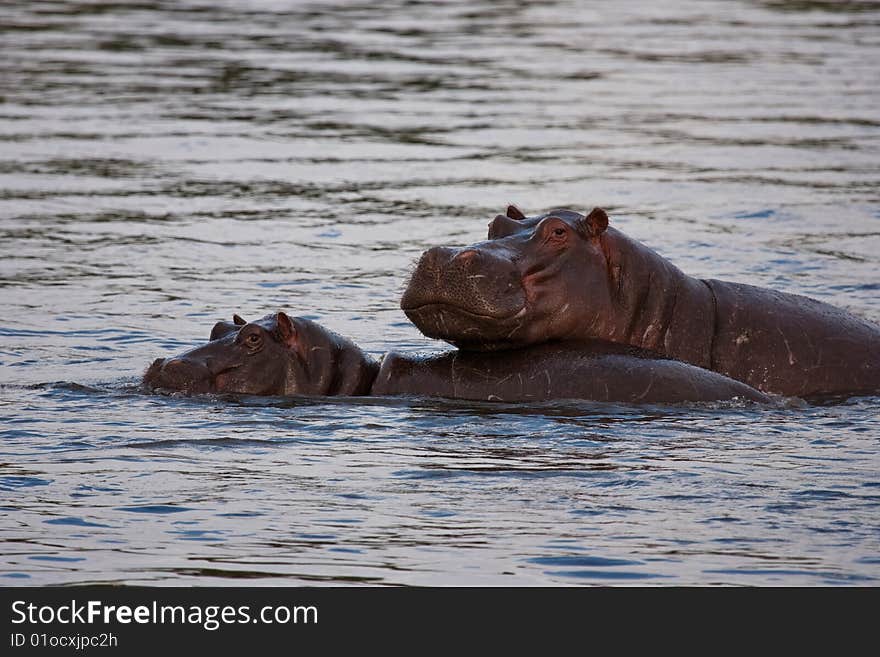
xmin=283 ymin=318 xmax=380 ymax=396
xmin=600 ymin=228 xmax=715 ymax=368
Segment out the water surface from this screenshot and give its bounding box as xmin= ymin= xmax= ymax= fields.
xmin=1 ymin=0 xmax=879 ymax=585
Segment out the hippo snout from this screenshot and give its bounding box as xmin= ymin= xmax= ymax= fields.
xmin=143 ymin=358 xmax=165 ymax=385
xmin=162 ymin=357 xmax=211 ymax=379
xmin=143 ymin=356 xmax=213 ymax=393
xmin=401 ymin=245 xmax=525 ymax=319
xmin=451 ymin=248 xmax=479 ymax=264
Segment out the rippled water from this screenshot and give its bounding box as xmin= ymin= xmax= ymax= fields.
xmin=2 ymin=0 xmax=879 ymax=585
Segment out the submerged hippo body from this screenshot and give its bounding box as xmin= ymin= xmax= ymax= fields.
xmin=143 ymin=312 xmax=769 ymax=404
xmin=401 ymin=206 xmax=880 ymax=399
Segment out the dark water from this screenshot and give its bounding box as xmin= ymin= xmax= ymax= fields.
xmin=2 ymin=0 xmax=879 ymax=585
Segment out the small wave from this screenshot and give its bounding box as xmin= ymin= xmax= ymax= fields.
xmin=0 ymin=475 xmax=52 ymax=490
xmin=115 ymin=505 xmax=196 ymax=514
xmin=702 ymin=568 xmax=875 ymax=584
xmin=545 ymin=569 xmax=670 ymax=581
xmin=45 ymin=517 xmax=110 ymax=528
xmin=529 ymin=555 xmax=642 ymax=567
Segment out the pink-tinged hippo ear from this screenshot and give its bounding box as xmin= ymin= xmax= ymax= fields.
xmin=233 ymin=314 xmax=247 ymax=325
xmin=506 ymin=204 xmax=526 ymax=221
xmin=582 ymin=207 xmax=609 ymax=237
xmin=275 ymin=311 xmax=299 ymax=349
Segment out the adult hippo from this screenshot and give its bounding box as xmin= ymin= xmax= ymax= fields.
xmin=143 ymin=311 xmax=769 ymax=404
xmin=400 ymin=206 xmax=880 ymax=399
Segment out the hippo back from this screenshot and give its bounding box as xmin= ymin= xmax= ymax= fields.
xmin=707 ymin=280 xmax=880 ymax=399
xmin=372 ymin=341 xmax=769 ymax=404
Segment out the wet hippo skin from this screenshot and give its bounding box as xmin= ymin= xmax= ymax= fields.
xmin=372 ymin=341 xmax=769 ymax=404
xmin=145 ymin=312 xmax=377 ymax=397
xmin=401 ymin=205 xmax=880 ymax=399
xmin=143 ymin=312 xmax=769 ymax=404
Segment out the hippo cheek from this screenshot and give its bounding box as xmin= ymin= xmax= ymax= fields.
xmin=213 ymin=366 xmax=283 ymax=396
xmin=212 ymin=366 xmax=260 ymax=394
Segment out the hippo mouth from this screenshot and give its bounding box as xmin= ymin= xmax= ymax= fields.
xmin=403 ymin=302 xmax=529 ymax=349
xmin=402 ymin=301 xmax=527 ymax=321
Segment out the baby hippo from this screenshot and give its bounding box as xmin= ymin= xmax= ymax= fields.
xmin=143 ymin=311 xmax=770 ymax=404
xmin=145 ymin=312 xmax=377 ymax=397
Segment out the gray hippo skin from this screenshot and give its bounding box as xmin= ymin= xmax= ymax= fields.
xmin=400 ymin=205 xmax=880 ymax=399
xmin=143 ymin=312 xmax=769 ymax=404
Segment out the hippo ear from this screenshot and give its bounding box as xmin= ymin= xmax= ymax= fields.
xmin=210 ymin=320 xmax=240 ymax=341
xmin=581 ymin=207 xmax=609 ymax=237
xmin=275 ymin=311 xmax=299 ymax=349
xmin=506 ymin=204 xmax=526 ymax=221
xmin=233 ymin=314 xmax=246 ymax=325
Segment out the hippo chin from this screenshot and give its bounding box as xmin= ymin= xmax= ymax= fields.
xmin=400 ymin=205 xmax=880 ymax=399
xmin=143 ymin=311 xmax=770 ymax=405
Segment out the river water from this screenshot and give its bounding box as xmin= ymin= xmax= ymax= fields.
xmin=1 ymin=0 xmax=879 ymax=586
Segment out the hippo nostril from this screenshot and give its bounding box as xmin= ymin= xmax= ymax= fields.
xmin=454 ymin=249 xmax=479 ymax=264
xmin=162 ymin=358 xmax=185 ymax=371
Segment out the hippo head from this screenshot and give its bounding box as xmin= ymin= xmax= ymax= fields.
xmin=143 ymin=312 xmax=378 ymax=396
xmin=401 ymin=205 xmax=614 ymax=350
xmin=143 ymin=312 xmax=303 ymax=395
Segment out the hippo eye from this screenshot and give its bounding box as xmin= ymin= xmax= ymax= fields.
xmin=245 ymin=333 xmax=262 ymax=346
xmin=547 ymin=224 xmax=567 ymax=240
xmin=540 ymin=217 xmax=568 ymax=241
